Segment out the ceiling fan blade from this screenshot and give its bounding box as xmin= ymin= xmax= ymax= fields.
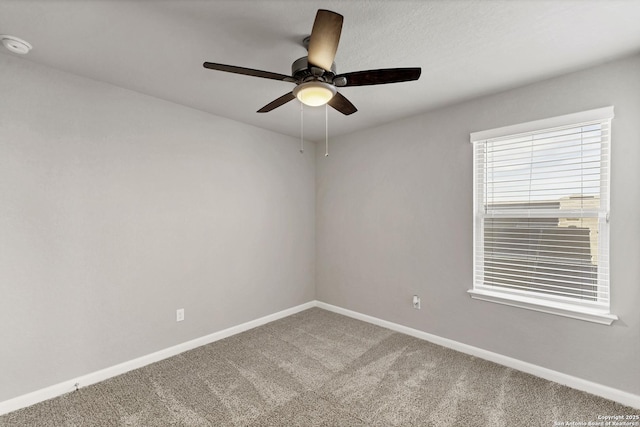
xmin=257 ymin=92 xmax=296 ymax=113
xmin=203 ymin=62 xmax=294 ymax=82
xmin=307 ymin=9 xmax=343 ymax=71
xmin=328 ymin=92 xmax=357 ymax=115
xmin=336 ymin=68 xmax=422 ymax=87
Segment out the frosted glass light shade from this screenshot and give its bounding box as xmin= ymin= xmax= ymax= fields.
xmin=293 ymin=82 xmax=336 ymax=107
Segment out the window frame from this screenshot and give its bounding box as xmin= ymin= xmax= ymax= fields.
xmin=468 ymin=107 xmax=617 ymax=325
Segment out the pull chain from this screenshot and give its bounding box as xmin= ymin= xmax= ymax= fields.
xmin=300 ymin=102 xmax=304 ymax=153
xmin=325 ymin=103 xmax=329 ymax=157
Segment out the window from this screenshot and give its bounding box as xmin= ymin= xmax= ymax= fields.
xmin=469 ymin=107 xmax=617 ymax=325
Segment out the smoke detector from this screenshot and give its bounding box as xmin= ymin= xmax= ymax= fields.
xmin=1 ymin=35 xmax=32 ymax=54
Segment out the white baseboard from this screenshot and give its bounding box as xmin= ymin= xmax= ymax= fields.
xmin=0 ymin=301 xmax=315 ymax=416
xmin=3 ymin=299 xmax=638 ymax=416
xmin=316 ymin=301 xmax=640 ymax=410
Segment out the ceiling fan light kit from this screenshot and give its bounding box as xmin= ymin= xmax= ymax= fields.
xmin=293 ymin=81 xmax=336 ymax=107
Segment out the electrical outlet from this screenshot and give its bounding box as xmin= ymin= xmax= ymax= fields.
xmin=176 ymin=308 xmax=184 ymax=322
xmin=412 ymin=295 xmax=421 ymax=310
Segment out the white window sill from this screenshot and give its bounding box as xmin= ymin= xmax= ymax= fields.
xmin=468 ymin=289 xmax=618 ymax=325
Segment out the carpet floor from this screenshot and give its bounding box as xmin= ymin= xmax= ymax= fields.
xmin=0 ymin=307 xmax=637 ymax=426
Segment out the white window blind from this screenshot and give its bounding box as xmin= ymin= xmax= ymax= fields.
xmin=470 ymin=107 xmax=615 ymax=322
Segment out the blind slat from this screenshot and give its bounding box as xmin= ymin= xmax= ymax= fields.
xmin=475 ymin=259 xmax=609 ymax=278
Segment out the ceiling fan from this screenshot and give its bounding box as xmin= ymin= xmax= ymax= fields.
xmin=203 ymin=9 xmax=421 ymax=116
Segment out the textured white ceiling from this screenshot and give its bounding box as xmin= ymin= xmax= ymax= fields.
xmin=1 ymin=0 xmax=640 ymax=141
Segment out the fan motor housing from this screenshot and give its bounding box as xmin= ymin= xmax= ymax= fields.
xmin=292 ymin=57 xmax=336 ymax=83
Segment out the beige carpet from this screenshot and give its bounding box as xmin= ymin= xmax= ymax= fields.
xmin=0 ymin=308 xmax=637 ymax=426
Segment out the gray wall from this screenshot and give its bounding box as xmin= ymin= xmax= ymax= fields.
xmin=0 ymin=53 xmax=316 ymax=402
xmin=2 ymin=48 xmax=638 ymax=404
xmin=316 ymin=54 xmax=640 ymax=395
